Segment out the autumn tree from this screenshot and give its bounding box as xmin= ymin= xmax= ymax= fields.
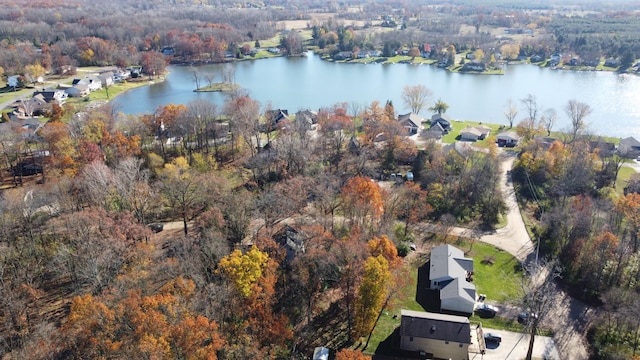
xmin=341 ymin=176 xmax=385 ymax=231
xmin=217 ymin=246 xmax=269 ymax=298
xmin=395 ymin=181 xmax=431 ymax=236
xmin=401 ymin=85 xmax=432 ymax=115
xmin=158 ymin=157 xmax=208 ymax=235
xmin=63 ymin=277 xmax=225 ymax=359
xmin=336 ymin=349 xmax=371 ymax=360
xmin=354 ymin=255 xmax=391 ymax=349
xmin=615 ymin=193 xmax=640 ymax=252
xmin=223 ymin=95 xmax=261 ymax=157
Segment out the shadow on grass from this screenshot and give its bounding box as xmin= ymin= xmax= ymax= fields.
xmin=372 ymin=327 xmax=423 ymax=359
xmin=416 ymin=261 xmax=440 ymax=313
xmin=296 ymin=301 xmax=351 ymax=355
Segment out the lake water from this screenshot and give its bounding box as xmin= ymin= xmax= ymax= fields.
xmin=115 ymin=52 xmax=640 ymax=138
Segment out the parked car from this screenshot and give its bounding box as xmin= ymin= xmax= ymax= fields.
xmin=517 ymin=311 xmax=538 ymax=325
xmin=484 ymin=332 xmax=502 ymax=343
xmin=475 ymin=304 xmax=498 ymax=318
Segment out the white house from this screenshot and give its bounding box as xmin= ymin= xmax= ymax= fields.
xmin=430 ymin=244 xmax=476 ymax=314
xmin=399 ymin=310 xmax=471 ymax=360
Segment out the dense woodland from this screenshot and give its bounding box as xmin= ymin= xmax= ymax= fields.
xmin=3 ymin=0 xmax=640 ymax=359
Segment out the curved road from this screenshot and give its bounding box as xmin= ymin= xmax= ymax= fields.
xmin=458 ymin=151 xmax=592 ymax=360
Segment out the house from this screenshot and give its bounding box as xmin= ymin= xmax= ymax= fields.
xmin=161 ymin=47 xmax=175 ymax=56
xmin=461 ymin=61 xmax=486 ymax=71
xmin=294 ymin=109 xmax=318 ymax=129
xmin=426 ymin=122 xmax=445 ymax=139
xmin=459 ymin=127 xmax=482 ymax=141
xmin=429 ymin=244 xmax=475 ymax=314
xmin=397 ymin=112 xmax=422 ymax=135
xmin=442 ymin=141 xmax=487 ymax=158
xmin=33 ymin=88 xmax=67 ymax=105
xmin=65 ymin=83 xmax=90 ymax=98
xmin=460 ymin=126 xmax=491 ymax=141
xmin=98 ymin=72 xmax=114 ymax=87
xmin=86 ymin=76 xmax=103 ymax=91
xmin=334 ymin=51 xmax=353 ymax=60
xmin=399 ymin=309 xmax=471 ymax=360
xmin=265 ymin=109 xmax=290 ymax=128
xmin=15 ymin=95 xmax=48 ymax=117
xmin=589 ymin=139 xmax=616 ymax=158
xmin=604 ymin=58 xmax=620 ymax=68
xmin=618 ymin=137 xmax=640 ymax=158
xmin=430 ymin=113 xmax=452 ymax=133
xmin=496 ymin=131 xmax=521 ymax=147
xmin=273 ymin=224 xmax=305 ymax=263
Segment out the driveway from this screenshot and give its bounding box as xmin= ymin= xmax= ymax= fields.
xmin=418 ymin=151 xmax=592 ymax=360
xmin=470 ymin=327 xmax=560 ymax=360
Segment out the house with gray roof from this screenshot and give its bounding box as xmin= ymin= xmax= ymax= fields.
xmin=398 ymin=112 xmax=422 ymax=135
xmin=618 ymin=137 xmax=640 ymax=158
xmin=430 ymin=113 xmax=452 ymax=133
xmin=430 ymin=244 xmax=476 ymax=314
xmin=399 ymin=309 xmax=471 ymax=360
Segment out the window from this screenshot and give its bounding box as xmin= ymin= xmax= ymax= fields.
xmin=409 ymin=336 xmax=413 ymax=342
xmin=459 ymin=344 xmax=463 ymax=348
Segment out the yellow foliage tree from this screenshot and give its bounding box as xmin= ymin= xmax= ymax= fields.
xmin=217 ymin=246 xmax=270 ymax=298
xmin=354 ymin=255 xmax=390 ymax=348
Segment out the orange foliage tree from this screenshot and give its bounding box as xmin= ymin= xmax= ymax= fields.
xmin=341 ymin=176 xmax=385 ymax=231
xmin=62 ymin=277 xmax=225 ymax=359
xmin=336 ymin=348 xmax=371 ymax=360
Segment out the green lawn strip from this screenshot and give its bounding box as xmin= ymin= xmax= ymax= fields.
xmin=362 ymin=241 xmax=524 ymax=355
xmin=440 ymin=120 xmax=505 ymax=144
xmin=616 ymin=165 xmax=637 ymax=196
xmin=66 ymin=80 xmax=154 ymax=105
xmin=0 ymin=88 xmax=34 ymax=105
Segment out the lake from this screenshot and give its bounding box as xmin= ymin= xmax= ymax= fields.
xmin=115 ymin=52 xmax=640 ymax=139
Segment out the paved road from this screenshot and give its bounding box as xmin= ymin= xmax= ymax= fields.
xmin=416 ymin=151 xmax=591 ymax=360
xmin=470 ymin=327 xmax=560 ymax=360
xmin=474 ymin=152 xmax=591 ymax=360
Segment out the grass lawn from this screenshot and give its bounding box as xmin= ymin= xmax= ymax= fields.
xmin=616 ymin=165 xmax=637 ymax=196
xmin=66 ymin=79 xmax=154 ymax=105
xmin=0 ymin=87 xmax=35 ymax=106
xmin=440 ymin=120 xmax=506 ymax=144
xmin=362 ymin=241 xmax=524 ymax=356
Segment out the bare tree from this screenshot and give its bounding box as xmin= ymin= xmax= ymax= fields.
xmin=401 ymin=85 xmax=433 ymax=115
xmin=565 ymin=99 xmax=592 ymax=142
xmin=520 ymin=259 xmax=562 ymax=360
xmin=204 ymin=72 xmax=216 ymax=88
xmin=191 ymin=67 xmax=201 ymax=90
xmin=541 ymin=108 xmax=557 ymax=136
xmin=520 ymin=94 xmax=540 ymax=125
xmin=504 ymin=98 xmax=518 ymax=129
